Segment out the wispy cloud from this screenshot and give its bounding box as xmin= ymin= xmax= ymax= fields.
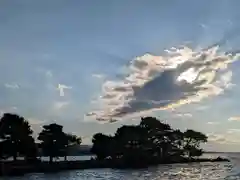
xmin=208 ymin=134 xmax=227 ymax=144
xmin=57 ymin=84 xmax=72 ymax=96
xmin=4 ymin=83 xmax=19 ymax=89
xmin=207 ymin=121 xmax=219 ymax=125
xmin=196 ymin=105 xmax=210 ymax=111
xmin=11 ymin=107 xmax=18 ymax=110
xmin=46 ymin=70 xmax=53 ymax=78
xmin=227 ymin=129 xmax=240 ymax=134
xmin=228 ymin=116 xmax=240 ymax=121
xmin=53 ymin=101 xmax=69 ymax=110
xmin=199 ymin=23 xmax=208 ymax=29
xmin=208 ymin=133 xmax=240 ymax=144
xmin=175 ymin=113 xmax=192 ymax=118
xmin=28 ymin=118 xmax=45 ymax=125
xmin=88 ymin=45 xmax=240 ymax=121
xmin=92 ymin=74 xmax=105 ymax=79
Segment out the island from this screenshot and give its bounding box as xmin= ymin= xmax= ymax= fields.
xmin=0 ymin=113 xmax=229 ymax=176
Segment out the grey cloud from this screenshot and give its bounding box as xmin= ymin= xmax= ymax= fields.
xmin=88 ymin=45 xmax=240 ymax=120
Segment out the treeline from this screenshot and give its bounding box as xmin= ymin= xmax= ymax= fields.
xmin=0 ymin=113 xmax=208 ymax=165
xmin=0 ymin=113 xmax=81 ymax=163
xmin=91 ymin=117 xmax=207 ymax=165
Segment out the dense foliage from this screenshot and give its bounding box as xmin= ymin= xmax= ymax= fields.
xmin=0 ymin=113 xmax=81 ymax=163
xmin=91 ymin=117 xmax=207 ymax=164
xmin=0 ymin=113 xmax=207 ymax=165
xmin=37 ymin=124 xmax=82 ymax=162
xmin=0 ymin=113 xmax=37 ymax=161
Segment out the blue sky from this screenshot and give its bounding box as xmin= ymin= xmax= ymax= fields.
xmin=2 ymin=0 xmax=240 ymax=151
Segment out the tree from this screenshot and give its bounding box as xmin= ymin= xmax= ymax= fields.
xmin=0 ymin=113 xmax=36 ymax=161
xmin=183 ymin=129 xmax=207 ymax=157
xmin=62 ymin=133 xmax=82 ymax=161
xmin=140 ymin=117 xmax=173 ymax=159
xmin=140 ymin=117 xmax=171 ymax=132
xmin=114 ymin=125 xmax=148 ymax=164
xmin=90 ymin=116 xmax=209 ymax=165
xmin=38 ymin=123 xmax=66 ymax=163
xmin=91 ymin=133 xmax=113 ymax=160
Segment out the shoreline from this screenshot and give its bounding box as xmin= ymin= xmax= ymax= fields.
xmin=0 ymin=157 xmax=230 ymax=176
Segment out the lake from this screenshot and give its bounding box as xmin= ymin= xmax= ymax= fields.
xmin=1 ymin=153 xmax=240 ymax=180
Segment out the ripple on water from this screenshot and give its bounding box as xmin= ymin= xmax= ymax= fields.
xmin=0 ymin=161 xmax=238 ymax=180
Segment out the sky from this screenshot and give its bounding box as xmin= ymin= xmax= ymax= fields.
xmin=2 ymin=0 xmax=240 ymax=151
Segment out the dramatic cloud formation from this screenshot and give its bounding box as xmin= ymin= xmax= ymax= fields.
xmin=88 ymin=45 xmax=240 ymax=121
xmin=228 ymin=116 xmax=240 ymax=121
xmin=4 ymin=83 xmax=19 ymax=89
xmin=57 ymin=84 xmax=72 ymax=96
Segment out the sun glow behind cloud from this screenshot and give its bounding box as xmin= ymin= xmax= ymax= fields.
xmin=87 ymin=45 xmax=240 ymax=121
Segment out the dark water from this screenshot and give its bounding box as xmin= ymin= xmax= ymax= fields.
xmin=1 ymin=153 xmax=240 ymax=180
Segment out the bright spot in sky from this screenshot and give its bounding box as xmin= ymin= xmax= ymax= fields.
xmin=177 ymin=67 xmax=198 ymax=83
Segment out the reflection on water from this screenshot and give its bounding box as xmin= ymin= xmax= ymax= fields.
xmin=1 ymin=153 xmax=240 ymax=180
xmin=40 ymin=156 xmax=94 ymax=162
xmin=2 ymin=155 xmax=94 ymax=162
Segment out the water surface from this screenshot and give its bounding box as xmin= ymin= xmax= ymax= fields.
xmin=1 ymin=153 xmax=240 ymax=180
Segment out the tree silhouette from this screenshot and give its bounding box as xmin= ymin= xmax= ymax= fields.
xmin=91 ymin=116 xmax=208 ymax=164
xmin=62 ymin=133 xmax=82 ymax=161
xmin=183 ymin=129 xmax=207 ymax=157
xmin=38 ymin=123 xmax=66 ymax=163
xmin=91 ymin=133 xmax=113 ymax=160
xmin=0 ymin=113 xmax=36 ymax=161
xmin=140 ymin=117 xmax=173 ymax=159
xmin=114 ymin=125 xmax=148 ymax=164
xmin=38 ymin=123 xmax=81 ymax=162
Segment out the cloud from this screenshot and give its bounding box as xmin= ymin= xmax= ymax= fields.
xmin=228 ymin=116 xmax=240 ymax=121
xmin=46 ymin=70 xmax=53 ymax=78
xmin=11 ymin=107 xmax=18 ymax=110
xmin=196 ymin=105 xmax=210 ymax=111
xmin=57 ymin=84 xmax=72 ymax=96
xmin=36 ymin=68 xmax=53 ymax=78
xmin=200 ymin=23 xmax=208 ymax=29
xmin=4 ymin=83 xmax=19 ymax=89
xmin=208 ymin=134 xmax=227 ymax=144
xmin=88 ymin=46 xmax=240 ymax=121
xmin=207 ymin=122 xmax=219 ymax=125
xmin=28 ymin=118 xmax=45 ymax=125
xmin=208 ymin=133 xmax=240 ymax=144
xmin=53 ymin=101 xmax=69 ymax=110
xmin=227 ymin=129 xmax=240 ymax=134
xmin=92 ymin=74 xmax=105 ymax=79
xmin=175 ymin=113 xmax=192 ymax=118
